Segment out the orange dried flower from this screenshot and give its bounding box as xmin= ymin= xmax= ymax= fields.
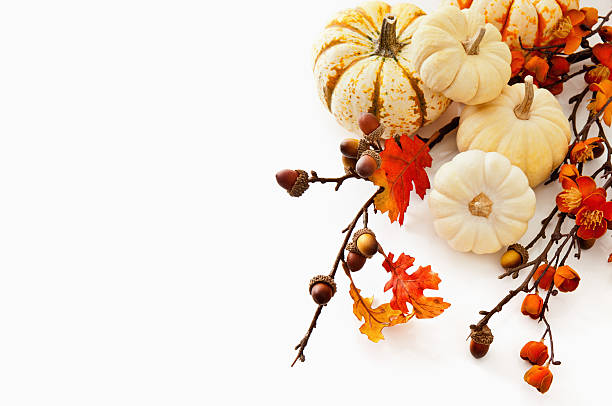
xmin=601 ymin=26 xmax=612 ymax=42
xmin=524 ymin=55 xmax=549 ymax=82
xmin=549 ymin=56 xmax=570 ymax=77
xmin=533 ymin=263 xmax=556 ymax=289
xmin=524 ymin=365 xmax=553 ymax=394
xmin=594 ymin=44 xmax=612 ymax=68
xmin=580 ymin=7 xmax=599 ymax=29
xmin=586 ymin=65 xmax=612 ymax=87
xmin=589 ymin=80 xmax=612 ymax=126
xmin=511 ymin=50 xmax=525 ymax=76
xmin=576 ymin=193 xmax=612 ymax=240
xmin=570 ymin=138 xmax=604 ymax=163
xmin=520 ymin=341 xmax=549 ymax=365
xmin=551 ymin=9 xmax=590 ymax=54
xmin=558 ymin=164 xmax=579 ymax=183
xmin=553 ymin=265 xmax=580 ymax=292
xmin=521 ymin=294 xmax=543 ymax=319
xmin=556 ymin=175 xmax=603 ymax=214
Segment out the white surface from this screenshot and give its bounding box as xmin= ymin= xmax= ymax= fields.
xmin=0 ymin=0 xmax=610 ymax=405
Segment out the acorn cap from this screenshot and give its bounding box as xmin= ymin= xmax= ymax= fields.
xmin=470 ymin=325 xmax=494 ymax=345
xmin=508 ymin=243 xmax=528 ymax=264
xmin=364 ymin=124 xmax=385 ymax=143
xmin=289 ymin=169 xmax=309 ymax=197
xmin=357 ymin=138 xmax=370 ymax=158
xmin=359 ymin=149 xmax=381 ymax=169
xmin=346 ymin=241 xmax=360 ymax=253
xmin=308 ymin=275 xmax=337 ymax=296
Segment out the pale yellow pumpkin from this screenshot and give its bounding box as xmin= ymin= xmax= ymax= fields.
xmin=429 ymin=150 xmax=536 ymax=254
xmin=409 ymin=6 xmax=511 ymax=105
xmin=313 ymin=2 xmax=450 ymax=138
xmin=456 ymin=76 xmax=571 ymax=187
xmin=444 ymin=0 xmax=580 ymax=51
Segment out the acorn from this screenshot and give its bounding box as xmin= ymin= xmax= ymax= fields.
xmin=469 ymin=325 xmax=493 ymax=359
xmin=276 ymin=169 xmax=298 ymax=191
xmin=358 ymin=112 xmax=380 ymax=135
xmin=309 ymin=275 xmax=336 ymax=305
xmin=340 ymin=138 xmax=360 ymax=158
xmin=355 ymin=150 xmax=381 ymax=178
xmin=500 ymin=244 xmax=528 ymax=269
xmin=346 ymin=251 xmax=367 ymax=272
xmin=353 ymin=228 xmax=378 ymax=258
xmin=578 ymin=237 xmax=596 ymax=250
xmin=342 ymin=155 xmax=357 ymax=171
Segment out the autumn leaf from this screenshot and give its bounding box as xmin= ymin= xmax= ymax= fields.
xmin=609 ymin=253 xmax=612 ymax=263
xmin=370 ymin=135 xmax=432 ymax=225
xmin=382 ymin=252 xmax=450 ymax=319
xmin=349 ymin=283 xmax=413 ymax=342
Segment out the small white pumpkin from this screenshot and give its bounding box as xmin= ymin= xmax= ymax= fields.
xmin=428 ymin=150 xmax=536 ymax=254
xmin=409 ymin=6 xmax=511 ymax=105
xmin=456 ymin=76 xmax=571 ymax=187
xmin=313 ymin=2 xmax=451 ymax=138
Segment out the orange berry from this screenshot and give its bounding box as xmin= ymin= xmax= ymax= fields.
xmin=521 ymin=294 xmax=543 ymax=319
xmin=520 ymin=341 xmax=549 ymax=365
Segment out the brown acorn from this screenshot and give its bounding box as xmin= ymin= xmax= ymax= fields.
xmin=276 ymin=169 xmax=298 ymax=191
xmin=358 ymin=112 xmax=380 ymax=135
xmin=500 ymin=244 xmax=528 ymax=269
xmin=469 ymin=325 xmax=493 ymax=359
xmin=342 ymin=155 xmax=357 ymax=171
xmin=356 ymin=155 xmax=377 ymax=178
xmin=340 ymin=138 xmax=360 ymax=158
xmin=309 ymin=275 xmax=336 ymax=305
xmin=346 ymin=251 xmax=367 ymax=272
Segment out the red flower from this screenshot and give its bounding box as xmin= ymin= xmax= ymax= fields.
xmin=524 ymin=365 xmax=553 ymax=394
xmin=576 ymin=193 xmax=612 ymax=240
xmin=553 ymin=265 xmax=580 ymax=292
xmin=533 ymin=263 xmax=556 ymax=290
xmin=521 ymin=294 xmax=543 ymax=319
xmin=520 ymin=341 xmax=549 ymax=365
xmin=594 ymin=43 xmax=612 ymax=70
xmin=549 ymin=56 xmax=570 ymax=77
xmin=556 ymin=176 xmax=602 ymax=214
xmin=601 ymin=26 xmax=612 ymax=42
xmin=570 ymin=138 xmax=604 ymax=163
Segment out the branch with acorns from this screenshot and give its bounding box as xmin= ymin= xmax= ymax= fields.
xmin=466 ymin=7 xmax=612 ymax=393
xmin=276 ymin=114 xmax=453 ymax=367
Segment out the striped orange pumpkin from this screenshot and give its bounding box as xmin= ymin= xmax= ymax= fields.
xmin=444 ymin=0 xmax=580 ymax=51
xmin=313 ymin=2 xmax=450 ymax=138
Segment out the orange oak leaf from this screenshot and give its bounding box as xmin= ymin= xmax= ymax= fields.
xmin=349 ymin=283 xmax=413 ymax=342
xmin=383 ymin=252 xmax=450 ymax=319
xmin=370 ymin=169 xmax=399 ymax=222
xmin=370 ymin=135 xmax=432 ymax=225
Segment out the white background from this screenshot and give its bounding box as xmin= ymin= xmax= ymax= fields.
xmin=0 ymin=0 xmax=610 ymax=405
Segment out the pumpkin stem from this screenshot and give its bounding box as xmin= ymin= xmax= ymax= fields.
xmin=469 ymin=193 xmax=493 ymax=218
xmin=375 ymin=14 xmax=400 ymax=58
xmin=464 ymin=27 xmax=486 ymax=55
xmin=514 ymin=75 xmax=534 ymax=120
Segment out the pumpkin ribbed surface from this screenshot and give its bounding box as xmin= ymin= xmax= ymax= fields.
xmin=444 ymin=0 xmax=580 ymax=50
xmin=428 ymin=150 xmax=536 ymax=254
xmin=313 ymin=1 xmax=450 ymax=138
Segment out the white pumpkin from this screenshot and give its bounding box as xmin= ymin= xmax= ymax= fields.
xmin=456 ymin=76 xmax=571 ymax=187
xmin=313 ymin=2 xmax=451 ymax=138
xmin=443 ymin=0 xmax=580 ymax=51
xmin=428 ymin=150 xmax=536 ymax=254
xmin=409 ymin=6 xmax=511 ymax=105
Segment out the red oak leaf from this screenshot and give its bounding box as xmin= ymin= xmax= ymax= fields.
xmin=382 ymin=252 xmax=450 ymax=318
xmin=371 ymin=135 xmax=432 ymax=225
